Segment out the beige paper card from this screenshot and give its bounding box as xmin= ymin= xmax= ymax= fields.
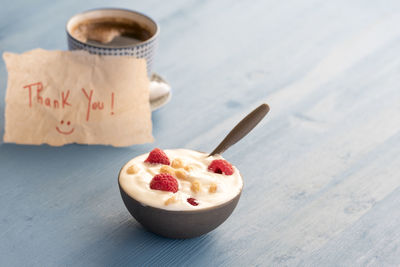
xmin=3 ymin=49 xmax=154 ymax=146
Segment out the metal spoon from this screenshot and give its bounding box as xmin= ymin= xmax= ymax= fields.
xmin=209 ymin=103 xmax=270 ymax=156
xmin=149 ymin=73 xmax=171 ymax=111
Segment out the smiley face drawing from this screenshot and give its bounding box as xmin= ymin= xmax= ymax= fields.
xmin=56 ymin=120 xmax=74 ymax=135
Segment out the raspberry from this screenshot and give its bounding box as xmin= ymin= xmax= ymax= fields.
xmin=150 ymin=173 xmax=178 ymax=193
xmin=208 ymin=159 xmax=234 ymax=175
xmin=144 ymin=148 xmax=170 ymax=165
xmin=187 ymin=197 xmax=199 ymax=206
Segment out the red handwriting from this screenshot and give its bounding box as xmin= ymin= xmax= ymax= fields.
xmin=62 ymin=91 xmax=72 ymax=108
xmin=111 ymin=92 xmax=115 ymax=115
xmin=82 ymin=88 xmax=93 ymax=121
xmin=82 ymin=88 xmax=106 ymax=121
xmin=56 ymin=120 xmax=75 ymax=135
xmin=23 ymin=82 xmax=116 ymax=122
xmin=23 ymin=82 xmax=71 ymax=109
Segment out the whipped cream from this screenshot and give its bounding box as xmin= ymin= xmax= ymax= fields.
xmin=119 ymin=149 xmax=243 ymax=210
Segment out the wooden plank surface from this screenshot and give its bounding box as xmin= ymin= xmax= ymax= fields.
xmin=1 ymin=0 xmax=400 ymax=266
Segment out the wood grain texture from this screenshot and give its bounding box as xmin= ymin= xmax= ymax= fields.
xmin=1 ymin=0 xmax=400 ymax=266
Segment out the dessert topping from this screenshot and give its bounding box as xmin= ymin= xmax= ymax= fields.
xmin=150 ymin=173 xmax=178 ymax=193
xmin=208 ymin=159 xmax=234 ymax=175
xmin=145 ymin=148 xmax=170 ymax=165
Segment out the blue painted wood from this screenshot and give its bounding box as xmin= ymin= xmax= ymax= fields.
xmin=1 ymin=0 xmax=400 ymax=266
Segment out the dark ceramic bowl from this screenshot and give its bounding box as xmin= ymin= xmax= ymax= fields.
xmin=118 ymin=164 xmax=242 ymax=239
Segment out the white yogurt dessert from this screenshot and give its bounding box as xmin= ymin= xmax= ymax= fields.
xmin=119 ymin=148 xmax=243 ymax=211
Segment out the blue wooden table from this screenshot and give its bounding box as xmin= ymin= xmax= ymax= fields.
xmin=1 ymin=0 xmax=400 ymax=266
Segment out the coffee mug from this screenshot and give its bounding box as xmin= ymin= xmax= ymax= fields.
xmin=66 ymin=8 xmax=159 ymax=74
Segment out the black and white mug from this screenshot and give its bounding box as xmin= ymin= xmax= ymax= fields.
xmin=66 ymin=8 xmax=159 ymax=74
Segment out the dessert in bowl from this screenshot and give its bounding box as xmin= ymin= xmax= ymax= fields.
xmin=119 ymin=103 xmax=270 ymax=238
xmin=118 ymin=148 xmax=243 ymax=238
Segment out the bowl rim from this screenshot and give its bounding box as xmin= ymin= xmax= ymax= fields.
xmin=118 ymin=153 xmax=243 ymax=214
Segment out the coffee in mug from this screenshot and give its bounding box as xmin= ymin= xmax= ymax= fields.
xmin=66 ymin=8 xmax=159 ymax=74
xmin=70 ymin=17 xmax=153 ymax=46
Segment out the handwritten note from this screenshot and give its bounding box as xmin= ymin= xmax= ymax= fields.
xmin=3 ymin=49 xmax=154 ymax=146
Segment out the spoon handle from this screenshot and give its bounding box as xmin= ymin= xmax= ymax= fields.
xmin=209 ymin=103 xmax=270 ymax=156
